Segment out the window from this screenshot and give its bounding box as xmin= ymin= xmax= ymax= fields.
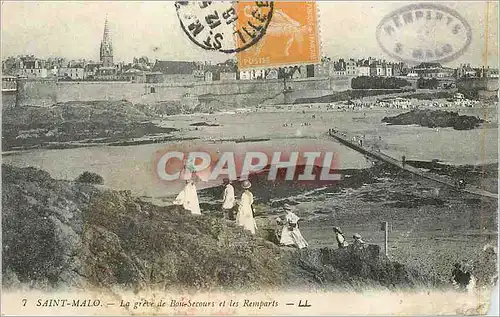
xmin=150 ymin=87 xmax=156 ymax=93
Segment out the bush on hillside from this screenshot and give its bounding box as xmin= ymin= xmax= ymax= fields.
xmin=75 ymin=171 xmax=104 ymax=184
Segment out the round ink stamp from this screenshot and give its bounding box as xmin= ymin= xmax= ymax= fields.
xmin=175 ymin=1 xmax=274 ymax=54
xmin=376 ymin=3 xmax=472 ymax=64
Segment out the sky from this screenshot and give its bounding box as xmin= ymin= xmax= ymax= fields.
xmin=1 ymin=1 xmax=498 ymax=67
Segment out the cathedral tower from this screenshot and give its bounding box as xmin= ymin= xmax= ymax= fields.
xmin=100 ymin=17 xmax=114 ymax=67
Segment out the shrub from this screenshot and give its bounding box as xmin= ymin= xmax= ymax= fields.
xmin=75 ymin=171 xmax=104 ymax=184
xmin=417 ymin=77 xmax=439 ymax=89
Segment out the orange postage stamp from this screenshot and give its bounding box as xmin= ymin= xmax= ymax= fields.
xmin=236 ymin=1 xmax=320 ymax=69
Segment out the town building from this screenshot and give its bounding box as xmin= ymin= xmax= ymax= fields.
xmin=384 ymin=63 xmax=393 ymax=77
xmin=84 ymin=63 xmax=102 ymax=80
xmin=314 ymin=60 xmax=332 ymax=77
xmin=369 ymin=62 xmax=385 ymax=76
xmin=17 ymin=58 xmax=48 ymax=78
xmin=456 ymin=64 xmax=476 ymax=78
xmin=345 ymin=59 xmax=357 ymax=76
xmin=355 ymin=59 xmax=371 ymax=76
xmin=145 ymin=72 xmax=164 ymax=83
xmin=357 ymin=66 xmax=370 ymax=76
xmin=204 ymin=70 xmax=213 ymax=83
xmin=483 ymin=67 xmax=499 ymax=78
xmin=218 ymin=63 xmax=238 ymax=81
xmin=151 ymin=60 xmax=200 ymax=82
xmin=412 ymin=62 xmax=454 ymax=78
xmin=2 ymin=75 xmax=17 ymax=91
xmin=265 ymin=69 xmax=279 ymax=80
xmin=220 ymin=71 xmax=237 ymax=81
xmin=392 ymin=62 xmax=409 ymax=76
xmin=58 ymin=66 xmax=85 ymax=80
xmin=239 ymin=69 xmax=266 ymax=80
xmin=332 ymin=59 xmax=347 ymax=76
xmin=122 ymin=68 xmax=147 ymax=83
xmin=406 ymin=69 xmax=419 ymax=77
xmin=475 ymin=66 xmax=499 ymax=79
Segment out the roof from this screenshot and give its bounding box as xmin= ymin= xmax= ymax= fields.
xmin=123 ymin=68 xmax=143 ymax=74
xmin=69 ymin=63 xmax=85 ymax=68
xmin=84 ymin=63 xmax=102 ymax=71
xmin=152 ymin=60 xmax=198 ymax=75
xmin=216 ymin=64 xmax=237 ymax=72
xmin=206 ymin=64 xmax=237 ymax=73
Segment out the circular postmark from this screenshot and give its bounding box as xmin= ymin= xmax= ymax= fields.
xmin=175 ymin=1 xmax=274 ymax=54
xmin=376 ymin=3 xmax=472 ymax=64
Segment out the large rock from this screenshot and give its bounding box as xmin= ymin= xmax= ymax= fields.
xmin=382 ymin=109 xmax=484 ymax=130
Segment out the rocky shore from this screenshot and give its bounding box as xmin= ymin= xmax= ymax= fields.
xmin=3 ymin=164 xmax=445 ymax=292
xmin=1 ymin=100 xmax=218 ymax=151
xmin=382 ymin=109 xmax=485 ymax=130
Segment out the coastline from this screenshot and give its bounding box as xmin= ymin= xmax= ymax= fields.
xmin=2 ymin=100 xmax=497 ymax=152
xmin=2 ymin=161 xmax=497 ymax=296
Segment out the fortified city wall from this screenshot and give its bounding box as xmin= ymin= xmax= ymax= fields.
xmin=456 ymin=77 xmax=499 ymax=91
xmin=457 ymin=77 xmax=499 ymax=100
xmin=2 ymin=91 xmax=16 ymax=108
xmin=13 ymin=76 xmax=351 ymax=107
xmin=15 ymin=78 xmax=57 ymax=107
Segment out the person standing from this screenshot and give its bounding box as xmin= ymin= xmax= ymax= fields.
xmin=236 ymin=180 xmax=257 ymax=234
xmin=173 ymin=179 xmax=201 ymax=215
xmin=280 ymin=204 xmax=309 ymax=249
xmin=221 ymin=178 xmax=235 ymax=220
xmin=333 ymin=227 xmax=349 ymax=248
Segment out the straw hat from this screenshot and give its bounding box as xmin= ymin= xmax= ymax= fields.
xmin=333 ymin=226 xmax=343 ymax=234
xmin=353 ymin=233 xmax=362 ymax=239
xmin=241 ymin=180 xmax=252 ymax=189
xmin=223 ymin=178 xmax=230 ymax=184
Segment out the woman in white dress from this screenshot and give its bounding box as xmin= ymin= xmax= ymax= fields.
xmin=333 ymin=227 xmax=349 ymax=248
xmin=173 ymin=179 xmax=201 ymax=215
xmin=280 ymin=204 xmax=308 ymax=249
xmin=236 ymin=180 xmax=257 ymax=234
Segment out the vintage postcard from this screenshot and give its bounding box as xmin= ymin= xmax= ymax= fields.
xmin=1 ymin=1 xmax=498 ymax=316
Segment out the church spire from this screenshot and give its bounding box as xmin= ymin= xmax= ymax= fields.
xmin=103 ymin=15 xmax=111 ymax=44
xmin=100 ymin=15 xmax=114 ymax=67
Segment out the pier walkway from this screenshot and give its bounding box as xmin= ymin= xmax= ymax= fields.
xmin=328 ymin=129 xmax=497 ymax=200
